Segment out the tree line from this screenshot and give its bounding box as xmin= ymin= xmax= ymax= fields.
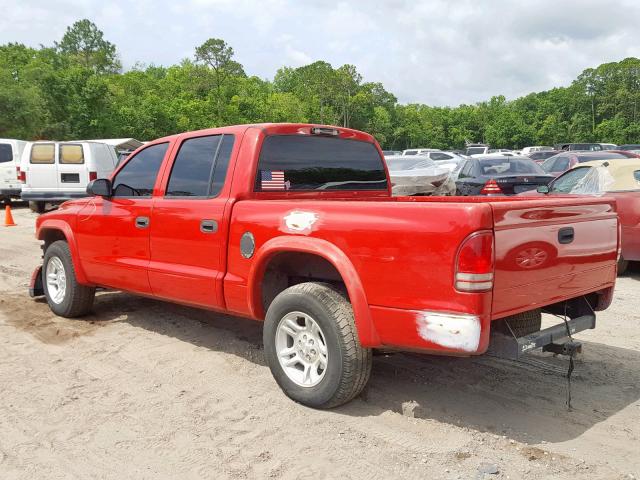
xmin=2 ymin=19 xmax=640 ymax=149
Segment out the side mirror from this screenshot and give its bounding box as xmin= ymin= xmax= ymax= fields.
xmin=536 ymin=185 xmax=550 ymax=194
xmin=87 ymin=178 xmax=112 ymax=197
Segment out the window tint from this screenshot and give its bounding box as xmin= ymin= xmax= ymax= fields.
xmin=113 ymin=143 xmax=168 ymax=197
xmin=635 ymin=170 xmax=640 ymax=182
xmin=166 ymin=134 xmax=235 ymax=197
xmin=256 ymin=135 xmax=387 ymax=191
xmin=0 ymin=144 xmax=12 ymax=163
xmin=59 ymin=144 xmax=84 ymax=164
xmin=550 ymin=168 xmax=591 ymax=193
xmin=458 ymin=160 xmax=474 ymax=178
xmin=31 ymin=144 xmax=55 ymax=164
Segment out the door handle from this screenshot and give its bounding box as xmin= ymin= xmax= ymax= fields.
xmin=558 ymin=227 xmax=574 ymax=244
xmin=135 ymin=216 xmax=150 ymax=229
xmin=200 ymin=219 xmax=218 ymax=233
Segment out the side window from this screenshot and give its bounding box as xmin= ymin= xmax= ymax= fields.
xmin=30 ymin=144 xmax=55 ymax=164
xmin=59 ymin=144 xmax=84 ymax=164
xmin=458 ymin=160 xmax=474 ymax=178
xmin=165 ymin=134 xmax=235 ymax=197
xmin=112 ymin=143 xmax=168 ymax=197
xmin=550 ymin=168 xmax=591 ymax=193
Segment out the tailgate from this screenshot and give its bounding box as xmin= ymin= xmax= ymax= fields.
xmin=490 ymin=196 xmax=618 ymax=318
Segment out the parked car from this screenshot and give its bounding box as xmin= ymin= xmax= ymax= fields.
xmin=19 ymin=141 xmax=119 ymax=213
xmin=540 ymin=150 xmax=640 ymax=177
xmin=534 ymin=158 xmax=640 ymax=274
xmin=386 ymin=156 xmax=455 ymax=196
xmin=527 ymin=150 xmax=559 ymax=163
xmin=401 ymin=148 xmax=440 ymax=156
xmin=465 ymin=144 xmax=489 ymax=156
xmin=599 ymin=143 xmax=617 ymax=150
xmin=555 ymin=143 xmax=602 ymax=151
xmin=617 ymin=144 xmax=640 ymax=151
xmin=0 ymin=139 xmax=27 ymax=203
xmin=520 ymin=146 xmax=553 ymax=155
xmin=30 ymin=123 xmax=617 ymax=408
xmin=381 ymin=150 xmax=401 ymax=157
xmin=455 ymin=155 xmax=554 ymax=195
xmin=488 ymin=149 xmax=516 ymax=154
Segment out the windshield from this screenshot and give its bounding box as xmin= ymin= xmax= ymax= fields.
xmin=478 ymin=158 xmax=544 ymax=175
xmin=0 ymin=144 xmax=12 ymax=163
xmin=256 ymin=135 xmax=388 ymax=191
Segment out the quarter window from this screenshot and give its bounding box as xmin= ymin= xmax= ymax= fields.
xmin=59 ymin=144 xmax=84 ymax=164
xmin=112 ymin=143 xmax=168 ymax=197
xmin=30 ymin=144 xmax=55 ymax=164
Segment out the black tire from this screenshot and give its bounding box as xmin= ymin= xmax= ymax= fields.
xmin=495 ymin=309 xmax=542 ymax=337
xmin=617 ymin=257 xmax=629 ymax=275
xmin=43 ymin=240 xmax=95 ymax=318
xmin=29 ymin=201 xmax=46 ymax=214
xmin=263 ymin=282 xmax=372 ymax=409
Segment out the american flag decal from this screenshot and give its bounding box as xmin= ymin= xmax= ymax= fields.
xmin=261 ymin=170 xmax=287 ymax=190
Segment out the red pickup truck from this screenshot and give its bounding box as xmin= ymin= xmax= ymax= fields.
xmin=31 ymin=124 xmax=618 ymax=408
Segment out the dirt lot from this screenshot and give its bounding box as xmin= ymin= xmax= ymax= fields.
xmin=0 ymin=205 xmax=639 ymax=480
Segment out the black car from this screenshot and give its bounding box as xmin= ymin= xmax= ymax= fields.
xmin=527 ymin=150 xmax=559 ymax=163
xmin=555 ymin=143 xmax=602 ymax=151
xmin=455 ymin=156 xmax=554 ymax=195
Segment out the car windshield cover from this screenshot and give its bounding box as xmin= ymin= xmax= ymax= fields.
xmin=256 ymin=135 xmax=388 ymax=191
xmin=478 ymin=158 xmax=544 ymax=175
xmin=387 ymin=158 xmax=436 ymax=170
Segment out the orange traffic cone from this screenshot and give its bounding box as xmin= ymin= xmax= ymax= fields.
xmin=4 ymin=205 xmax=16 ymax=227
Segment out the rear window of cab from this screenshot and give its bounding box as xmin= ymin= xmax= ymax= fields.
xmin=0 ymin=144 xmax=12 ymax=163
xmin=255 ymin=135 xmax=387 ymax=191
xmin=59 ymin=144 xmax=84 ymax=164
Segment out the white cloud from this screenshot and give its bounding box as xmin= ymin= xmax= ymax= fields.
xmin=1 ymin=0 xmax=639 ymax=105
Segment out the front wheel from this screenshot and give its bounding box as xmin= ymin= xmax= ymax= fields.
xmin=263 ymin=282 xmax=372 ymax=408
xmin=43 ymin=240 xmax=95 ymax=317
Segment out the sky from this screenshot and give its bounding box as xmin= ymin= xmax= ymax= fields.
xmin=1 ymin=0 xmax=639 ymax=106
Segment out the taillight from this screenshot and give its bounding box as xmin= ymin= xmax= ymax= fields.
xmin=19 ymin=169 xmax=26 ymax=183
xmin=455 ymin=231 xmax=494 ymax=292
xmin=480 ymin=179 xmax=502 ymax=195
xmin=89 ymin=171 xmax=97 ymax=181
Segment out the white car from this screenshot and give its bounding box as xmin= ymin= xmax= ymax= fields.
xmin=386 ymin=156 xmax=455 ymax=196
xmin=19 ymin=141 xmax=119 ymax=212
xmin=465 ymin=144 xmax=489 ymax=156
xmin=0 ymin=139 xmax=27 ymax=203
xmin=520 ymin=146 xmax=553 ymax=155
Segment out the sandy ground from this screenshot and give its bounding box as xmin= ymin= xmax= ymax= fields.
xmin=0 ymin=204 xmax=639 ymax=480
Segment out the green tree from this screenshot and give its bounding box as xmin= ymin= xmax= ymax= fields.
xmin=55 ymin=19 xmax=120 ymax=74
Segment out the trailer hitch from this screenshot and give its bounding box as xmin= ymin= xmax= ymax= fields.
xmin=543 ymin=340 xmax=582 ymax=356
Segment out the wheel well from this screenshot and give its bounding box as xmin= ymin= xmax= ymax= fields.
xmin=41 ymin=229 xmax=67 ymax=250
xmin=261 ymin=252 xmax=346 ymax=314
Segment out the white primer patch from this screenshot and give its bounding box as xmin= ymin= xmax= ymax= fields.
xmin=283 ymin=210 xmax=319 ymax=233
xmin=416 ymin=312 xmax=481 ymax=352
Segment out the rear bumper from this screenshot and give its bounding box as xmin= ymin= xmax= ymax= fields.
xmin=21 ymin=191 xmax=88 ymax=202
xmin=0 ymin=188 xmax=21 ymax=198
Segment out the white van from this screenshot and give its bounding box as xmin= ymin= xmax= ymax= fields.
xmin=19 ymin=141 xmax=118 ymax=212
xmin=0 ymin=139 xmax=27 ymax=202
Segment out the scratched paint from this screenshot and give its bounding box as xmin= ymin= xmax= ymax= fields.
xmin=416 ymin=312 xmax=481 ymax=352
xmin=282 ymin=210 xmax=319 ymax=234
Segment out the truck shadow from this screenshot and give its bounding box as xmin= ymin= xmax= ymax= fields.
xmin=59 ymin=291 xmax=640 ymax=445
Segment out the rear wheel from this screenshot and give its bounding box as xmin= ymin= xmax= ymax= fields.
xmin=263 ymin=282 xmax=372 ymax=408
xmin=43 ymin=240 xmax=95 ymax=317
xmin=29 ymin=201 xmax=46 ymax=214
